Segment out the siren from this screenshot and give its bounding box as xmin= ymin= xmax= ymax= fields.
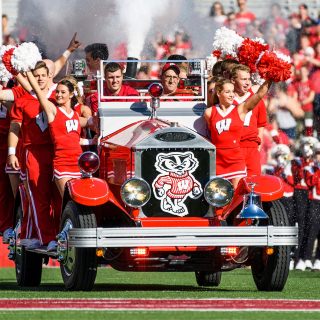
xmin=236 ymin=183 xmax=268 ymax=220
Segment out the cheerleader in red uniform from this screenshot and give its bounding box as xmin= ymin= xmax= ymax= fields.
xmin=292 ymin=136 xmax=318 ymax=270
xmin=269 ymin=144 xmax=295 ymax=224
xmin=26 ymin=72 xmax=87 ymax=197
xmin=303 ymin=143 xmax=320 ymax=271
xmin=204 ymin=78 xmax=271 ymax=188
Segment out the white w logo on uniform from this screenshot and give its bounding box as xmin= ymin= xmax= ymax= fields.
xmin=66 ymin=119 xmax=79 ymax=133
xmin=216 ymin=118 xmax=231 ymax=134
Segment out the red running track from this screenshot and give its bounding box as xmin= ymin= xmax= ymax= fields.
xmin=0 ymin=299 xmax=319 ymax=311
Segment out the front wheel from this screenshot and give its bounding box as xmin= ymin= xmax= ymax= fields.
xmin=59 ymin=201 xmax=97 ymax=291
xmin=195 ymin=271 xmax=222 ymax=287
xmin=251 ymin=200 xmax=290 ymax=291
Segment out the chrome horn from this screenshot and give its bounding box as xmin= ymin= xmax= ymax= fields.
xmin=236 ymin=183 xmax=269 ymax=220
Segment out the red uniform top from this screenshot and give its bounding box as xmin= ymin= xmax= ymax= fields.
xmin=304 ymin=165 xmax=320 ymax=200
xmin=291 ymin=157 xmax=312 ymax=190
xmin=10 ymin=90 xmax=56 ymax=147
xmin=233 ymin=89 xmax=267 ymax=147
xmin=48 ymin=107 xmax=82 ymax=166
xmin=0 ymin=86 xmax=27 ymax=136
xmin=210 ymin=104 xmax=243 ymax=149
xmin=274 ymin=165 xmax=294 ymax=197
xmin=12 ymin=86 xmax=27 ymax=100
xmin=90 ymin=84 xmax=139 ymax=113
xmin=73 ymin=103 xmax=81 ymax=116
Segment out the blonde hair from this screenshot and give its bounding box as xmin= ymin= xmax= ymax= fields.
xmin=230 ymin=64 xmax=250 ymax=80
xmin=59 ymin=75 xmax=83 ymax=105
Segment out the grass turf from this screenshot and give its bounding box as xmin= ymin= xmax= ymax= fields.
xmin=0 ymin=267 xmax=318 ymax=299
xmin=0 ymin=267 xmax=318 ymax=319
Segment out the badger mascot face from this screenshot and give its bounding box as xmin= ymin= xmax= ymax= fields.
xmin=152 ymin=152 xmax=202 ymax=217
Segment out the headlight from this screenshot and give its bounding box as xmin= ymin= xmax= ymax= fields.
xmin=78 ymin=151 xmax=100 ymax=176
xmin=204 ymin=177 xmax=234 ymax=207
xmin=121 ymin=178 xmax=151 ymax=208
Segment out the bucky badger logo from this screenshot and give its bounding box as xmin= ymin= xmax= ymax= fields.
xmin=152 ymin=151 xmax=202 ymax=217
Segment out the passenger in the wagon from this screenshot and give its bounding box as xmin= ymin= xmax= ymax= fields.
xmin=89 ymin=62 xmax=139 ymax=113
xmin=160 ymin=62 xmax=195 ymax=98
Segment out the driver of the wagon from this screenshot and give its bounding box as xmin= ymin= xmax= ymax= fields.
xmin=89 ymin=62 xmax=139 ymax=112
xmin=160 ymin=63 xmax=196 ymax=98
xmin=161 ymin=62 xmax=181 ymax=96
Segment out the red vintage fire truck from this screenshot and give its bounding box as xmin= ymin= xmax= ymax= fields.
xmin=8 ymin=59 xmax=297 ymax=291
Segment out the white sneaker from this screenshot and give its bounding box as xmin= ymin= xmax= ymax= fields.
xmin=305 ymin=259 xmax=313 ymax=270
xmin=289 ymin=259 xmax=295 ymax=271
xmin=2 ymin=228 xmax=13 ymax=244
xmin=312 ymin=259 xmax=320 ymax=271
xmin=295 ymin=259 xmax=306 ymax=271
xmin=47 ymin=240 xmax=57 ymax=252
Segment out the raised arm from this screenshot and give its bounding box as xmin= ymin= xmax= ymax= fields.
xmin=238 ymin=80 xmax=272 ymax=117
xmin=26 ymin=71 xmax=56 ymax=122
xmin=54 ymin=33 xmax=81 ymax=77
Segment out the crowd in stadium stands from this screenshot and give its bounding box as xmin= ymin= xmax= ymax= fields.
xmin=1 ymin=0 xmax=320 ymax=271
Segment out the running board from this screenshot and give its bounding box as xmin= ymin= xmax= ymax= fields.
xmin=66 ymin=226 xmax=298 ymax=248
xmin=26 ymin=247 xmax=59 ymax=258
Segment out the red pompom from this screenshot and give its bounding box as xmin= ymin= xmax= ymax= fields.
xmin=2 ymin=47 xmax=18 ymax=75
xmin=212 ymin=50 xmax=221 ymax=58
xmin=257 ymin=51 xmax=291 ymax=82
xmin=237 ymin=38 xmax=269 ymax=73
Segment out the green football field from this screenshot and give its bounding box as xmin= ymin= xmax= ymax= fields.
xmin=0 ymin=267 xmax=318 ymax=319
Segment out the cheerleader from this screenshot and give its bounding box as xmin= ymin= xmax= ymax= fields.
xmin=204 ymin=77 xmax=271 ymax=188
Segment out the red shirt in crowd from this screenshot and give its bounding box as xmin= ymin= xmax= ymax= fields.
xmin=289 ymin=79 xmax=315 ymax=112
xmin=235 ymin=11 xmax=256 ymax=35
xmin=90 ymin=84 xmax=139 ymax=113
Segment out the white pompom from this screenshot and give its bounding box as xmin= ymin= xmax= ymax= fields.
xmin=11 ymin=42 xmax=42 ymax=72
xmin=212 ymin=27 xmax=244 ymax=58
xmin=0 ymin=63 xmax=12 ymax=82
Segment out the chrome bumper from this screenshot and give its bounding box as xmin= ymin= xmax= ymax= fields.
xmin=66 ymin=226 xmax=298 ymax=248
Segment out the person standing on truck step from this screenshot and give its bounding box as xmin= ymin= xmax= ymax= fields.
xmin=231 ymin=64 xmax=267 ymax=176
xmin=8 ymin=61 xmax=61 ymax=251
xmin=204 ymin=78 xmax=271 ymax=188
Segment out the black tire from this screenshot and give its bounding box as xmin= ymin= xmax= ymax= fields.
xmin=251 ymin=200 xmax=290 ymax=291
xmin=195 ymin=271 xmax=222 ymax=287
xmin=15 ymin=205 xmax=43 ymax=287
xmin=60 ymin=201 xmax=97 ymax=291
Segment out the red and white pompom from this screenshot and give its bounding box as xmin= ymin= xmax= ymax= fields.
xmin=256 ymin=51 xmax=291 ymax=82
xmin=11 ymin=42 xmax=42 ymax=73
xmin=0 ymin=45 xmax=15 ymax=81
xmin=237 ymin=38 xmax=269 ymax=73
xmin=212 ymin=27 xmax=244 ymax=59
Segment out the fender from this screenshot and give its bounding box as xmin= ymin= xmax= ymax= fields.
xmin=222 ymin=174 xmax=284 ymax=219
xmin=66 ymin=177 xmax=126 ymax=212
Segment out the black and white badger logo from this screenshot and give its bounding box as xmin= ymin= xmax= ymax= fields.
xmin=152 ymin=151 xmax=202 ymax=217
